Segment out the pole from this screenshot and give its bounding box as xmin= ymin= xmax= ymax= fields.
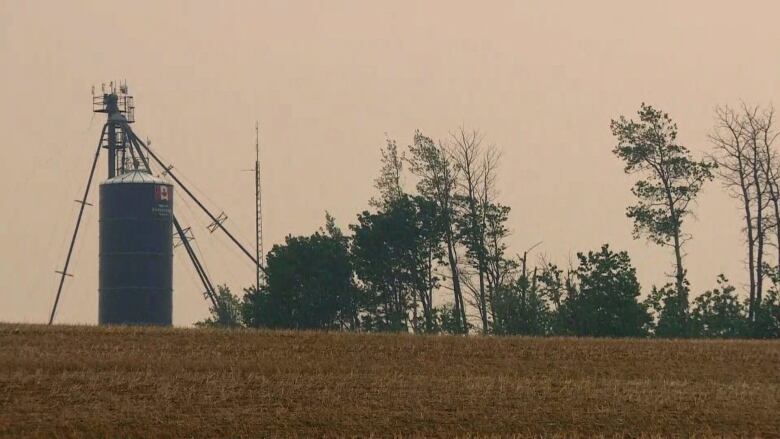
xmin=255 ymin=121 xmax=262 ymax=290
xmin=107 ymin=121 xmax=116 ymax=178
xmin=49 ymin=124 xmax=107 ymax=324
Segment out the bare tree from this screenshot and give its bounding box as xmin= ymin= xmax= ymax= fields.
xmin=450 ymin=127 xmax=516 ymax=334
xmin=481 ymin=146 xmax=514 ymax=326
xmin=451 ymin=128 xmax=490 ymax=332
xmin=746 ymin=106 xmax=780 ymax=309
xmin=744 ymin=106 xmax=769 ymax=312
xmin=757 ymin=109 xmax=780 ymax=269
xmin=711 ymin=104 xmax=779 ymax=320
xmin=711 ymin=105 xmax=757 ymax=318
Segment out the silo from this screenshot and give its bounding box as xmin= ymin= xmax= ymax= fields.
xmin=99 ymin=170 xmax=174 ymax=325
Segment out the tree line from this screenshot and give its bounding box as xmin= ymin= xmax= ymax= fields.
xmin=199 ymin=103 xmax=780 ymax=338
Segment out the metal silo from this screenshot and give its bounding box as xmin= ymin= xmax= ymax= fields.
xmin=99 ymin=170 xmax=174 ymax=325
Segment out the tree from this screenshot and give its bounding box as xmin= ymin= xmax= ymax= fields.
xmin=643 ymin=282 xmax=690 ymax=337
xmin=559 ymin=245 xmax=650 ymax=337
xmin=450 ymin=127 xmax=512 ymax=334
xmin=196 ymin=285 xmax=243 ymax=328
xmin=414 ymin=195 xmax=447 ymax=332
xmin=351 ymin=195 xmax=438 ymax=332
xmin=407 ymin=131 xmax=468 ymax=333
xmin=534 ymin=260 xmax=575 ymax=335
xmin=757 ymin=109 xmax=780 ymax=283
xmin=753 ymin=289 xmax=780 ymax=338
xmin=492 ymin=270 xmax=551 ymax=336
xmin=483 ymin=201 xmax=516 ymax=329
xmin=243 ymin=214 xmax=359 ymax=330
xmin=611 ymin=104 xmax=715 ymax=329
xmin=710 ymin=104 xmax=779 ymax=321
xmin=752 ymin=269 xmax=780 ymax=338
xmin=690 ymin=275 xmax=747 ymax=338
xmin=241 ymin=285 xmax=271 ymax=329
xmin=360 ymin=136 xmax=445 ymax=333
xmin=451 ymin=128 xmax=490 ymax=332
xmin=370 ymin=136 xmax=405 ymax=208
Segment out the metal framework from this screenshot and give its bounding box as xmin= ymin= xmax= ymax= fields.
xmin=255 ymin=121 xmax=264 ymax=290
xmin=49 ymin=85 xmax=264 ymax=324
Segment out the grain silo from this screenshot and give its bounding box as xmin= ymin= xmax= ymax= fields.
xmin=99 ymin=170 xmax=174 ymax=325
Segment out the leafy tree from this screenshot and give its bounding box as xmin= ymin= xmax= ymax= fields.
xmin=351 ymin=195 xmax=437 ymax=332
xmin=690 ymin=275 xmax=747 ymax=338
xmin=243 ymin=215 xmax=359 ymax=330
xmin=196 ymin=285 xmax=243 ymax=328
xmin=611 ymin=104 xmax=715 ymax=327
xmin=437 ymin=304 xmax=470 ymax=334
xmin=241 ymin=285 xmax=271 ymax=328
xmin=362 ymin=137 xmax=445 ymax=333
xmin=752 ymin=268 xmax=780 ymax=338
xmin=533 ymin=261 xmax=563 ymax=304
xmin=533 ymin=262 xmax=574 ymax=335
xmin=413 ymin=196 xmax=447 ymax=332
xmin=752 ymin=289 xmax=780 ymax=338
xmin=483 ymin=202 xmax=516 ymax=328
xmin=407 ymin=131 xmax=468 ymax=333
xmin=370 ymin=137 xmax=404 ymax=208
xmin=644 ymin=283 xmax=691 ymax=337
xmin=492 ymin=272 xmax=551 ymax=336
xmin=559 ymin=245 xmax=650 ymax=337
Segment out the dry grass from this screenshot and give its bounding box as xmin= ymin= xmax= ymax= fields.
xmin=0 ymin=324 xmax=778 ymax=438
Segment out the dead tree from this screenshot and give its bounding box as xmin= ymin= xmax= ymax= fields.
xmin=710 ymin=104 xmax=779 ymax=320
xmin=451 ymin=128 xmax=490 ymax=332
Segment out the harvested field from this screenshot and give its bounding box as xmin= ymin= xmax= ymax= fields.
xmin=0 ymin=324 xmax=778 ymax=438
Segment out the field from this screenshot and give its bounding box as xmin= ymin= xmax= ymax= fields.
xmin=1 ymin=324 xmax=778 ymax=438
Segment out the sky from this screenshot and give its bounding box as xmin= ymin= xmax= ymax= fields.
xmin=2 ymin=0 xmax=780 ymax=325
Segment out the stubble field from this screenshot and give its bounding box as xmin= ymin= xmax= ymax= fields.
xmin=0 ymin=324 xmax=778 ymax=438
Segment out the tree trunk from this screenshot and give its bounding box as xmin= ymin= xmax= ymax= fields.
xmin=664 ymin=183 xmax=688 ymax=332
xmin=672 ymin=229 xmax=686 ymax=302
xmin=752 ymin=143 xmax=765 ymax=320
xmin=487 ymin=233 xmax=501 ymax=326
xmin=410 ymin=288 xmax=419 ymax=333
xmin=662 ymin=185 xmax=686 ymax=300
xmin=477 ymin=193 xmax=490 ymax=332
xmin=477 ymin=244 xmax=488 ymax=333
xmin=466 ymin=182 xmax=487 ymax=332
xmin=445 ymin=226 xmax=467 ymax=334
xmin=425 ymin=249 xmax=434 ymax=331
xmin=771 ymin=188 xmax=780 ymax=280
xmin=744 ymin=188 xmax=757 ymax=322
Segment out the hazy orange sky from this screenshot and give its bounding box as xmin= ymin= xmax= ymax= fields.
xmin=2 ymin=1 xmax=779 ymax=325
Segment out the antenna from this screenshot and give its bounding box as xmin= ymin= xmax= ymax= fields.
xmin=255 ymin=121 xmax=264 ymax=289
xmin=92 ymin=81 xmax=135 ymax=178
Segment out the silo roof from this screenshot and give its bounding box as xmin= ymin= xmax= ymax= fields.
xmin=102 ymin=170 xmax=170 ymax=185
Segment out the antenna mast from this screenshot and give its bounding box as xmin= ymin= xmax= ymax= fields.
xmin=255 ymin=121 xmax=264 ymax=289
